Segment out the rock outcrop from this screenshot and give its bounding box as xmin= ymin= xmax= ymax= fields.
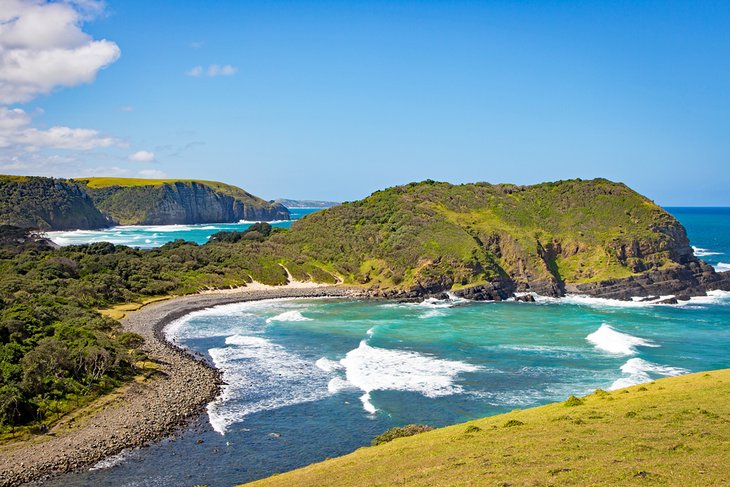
xmin=565 ymin=261 xmax=730 ymax=300
xmin=76 ymin=178 xmax=290 ymax=225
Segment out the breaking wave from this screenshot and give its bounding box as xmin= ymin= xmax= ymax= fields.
xmin=586 ymin=324 xmax=659 ymax=356
xmin=207 ymin=334 xmax=330 ymax=435
xmin=609 ymin=358 xmax=688 ymax=390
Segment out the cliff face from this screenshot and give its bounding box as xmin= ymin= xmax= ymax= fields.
xmin=77 ymin=179 xmax=290 ymax=225
xmin=0 ymin=176 xmax=113 ymax=230
xmin=274 ymin=178 xmax=730 ymax=300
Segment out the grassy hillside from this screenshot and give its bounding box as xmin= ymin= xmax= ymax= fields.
xmin=271 ymin=179 xmax=694 ymax=294
xmin=247 ymin=369 xmax=730 ymax=486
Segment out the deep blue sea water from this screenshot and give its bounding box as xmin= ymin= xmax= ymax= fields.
xmin=43 ymin=207 xmax=730 ymax=487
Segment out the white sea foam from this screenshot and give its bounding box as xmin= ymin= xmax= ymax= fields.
xmin=207 ymin=334 xmax=330 ymax=434
xmin=338 ymin=340 xmax=482 ymax=414
xmin=609 ymin=358 xmax=689 ymax=390
xmin=715 ymin=262 xmax=730 ymax=272
xmin=237 ymin=219 xmax=290 ymax=224
xmin=89 ymin=450 xmax=134 ymax=471
xmin=265 ymin=310 xmax=313 ymax=323
xmin=693 ymin=246 xmax=722 ymax=257
xmin=327 ymin=377 xmax=353 ymax=394
xmin=315 ymin=357 xmax=343 ymax=372
xmin=419 ymin=309 xmax=447 ymax=319
xmin=586 ymin=324 xmax=659 ymax=356
xmin=535 ymin=290 xmax=730 ymax=309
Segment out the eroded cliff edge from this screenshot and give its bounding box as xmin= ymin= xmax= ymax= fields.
xmin=76 ymin=178 xmax=290 ymax=225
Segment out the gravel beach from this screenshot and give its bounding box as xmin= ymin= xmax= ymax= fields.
xmin=0 ymin=285 xmax=359 ymax=486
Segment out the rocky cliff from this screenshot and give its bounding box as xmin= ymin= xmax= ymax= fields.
xmin=75 ymin=178 xmax=290 ymax=225
xmin=0 ymin=176 xmax=113 ymax=230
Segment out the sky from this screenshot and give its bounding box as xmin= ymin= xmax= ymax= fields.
xmin=0 ymin=0 xmax=729 ymax=204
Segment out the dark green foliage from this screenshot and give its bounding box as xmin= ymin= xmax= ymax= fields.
xmin=209 ymin=222 xmax=273 ymax=243
xmin=0 ymin=176 xmax=111 ymax=230
xmin=372 ymin=424 xmax=434 ymax=445
xmin=504 ymin=419 xmax=525 ymax=427
xmin=564 ymin=395 xmax=585 ymax=407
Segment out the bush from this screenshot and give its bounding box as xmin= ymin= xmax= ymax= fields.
xmin=504 ymin=419 xmax=525 ymax=427
xmin=564 ymin=395 xmax=584 ymax=407
xmin=372 ymin=424 xmax=434 ymax=446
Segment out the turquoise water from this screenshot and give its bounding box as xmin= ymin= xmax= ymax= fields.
xmin=46 ymin=208 xmax=319 ymax=248
xmin=46 ymin=207 xmax=730 ymax=487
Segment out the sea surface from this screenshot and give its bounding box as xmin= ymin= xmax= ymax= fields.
xmin=45 ymin=207 xmax=730 ymax=487
xmin=46 ymin=208 xmax=319 ymax=248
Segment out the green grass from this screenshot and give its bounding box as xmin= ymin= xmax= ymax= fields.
xmin=246 ymin=369 xmax=730 ymax=486
xmin=75 ymin=177 xmax=263 ymax=200
xmin=75 ymin=177 xmax=226 ymax=189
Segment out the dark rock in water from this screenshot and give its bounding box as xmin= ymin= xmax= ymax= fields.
xmin=639 ymin=296 xmax=660 ymax=302
xmin=565 ymin=261 xmax=730 ymax=301
xmin=453 ymin=280 xmax=515 ymax=302
xmin=657 ymin=297 xmax=679 ymax=305
xmin=515 ymin=294 xmax=536 ymax=303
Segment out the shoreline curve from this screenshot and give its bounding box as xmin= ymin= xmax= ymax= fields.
xmin=0 ymin=285 xmax=361 ymax=487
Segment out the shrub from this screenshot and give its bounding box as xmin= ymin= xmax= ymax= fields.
xmin=564 ymin=395 xmax=584 ymax=407
xmin=504 ymin=419 xmax=525 ymax=427
xmin=372 ymin=424 xmax=434 ymax=446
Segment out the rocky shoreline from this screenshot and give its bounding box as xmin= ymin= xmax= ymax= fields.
xmin=0 ymin=285 xmax=360 ymax=487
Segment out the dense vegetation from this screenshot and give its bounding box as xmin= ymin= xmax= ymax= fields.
xmin=247 ymin=370 xmax=730 ymax=486
xmin=0 ymin=178 xmax=706 ymax=431
xmin=0 ymin=233 xmax=142 ymax=431
xmin=0 ymin=175 xmax=111 ymax=230
xmin=0 ymin=222 xmax=329 ymax=431
xmin=271 ymin=178 xmax=695 ymax=294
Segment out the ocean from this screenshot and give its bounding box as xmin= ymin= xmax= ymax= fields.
xmin=43 ymin=207 xmax=730 ymax=487
xmin=45 ymin=208 xmax=319 ymax=248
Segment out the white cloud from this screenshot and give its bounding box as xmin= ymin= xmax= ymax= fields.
xmin=138 ymin=168 xmax=166 ymax=178
xmin=0 ymin=0 xmax=121 ymax=104
xmin=208 ymin=64 xmax=236 ymax=76
xmin=186 ymin=65 xmax=203 ymax=77
xmin=0 ymin=106 xmax=118 ymax=150
xmin=186 ymin=64 xmax=237 ymax=77
xmin=128 ymin=149 xmax=155 ymax=162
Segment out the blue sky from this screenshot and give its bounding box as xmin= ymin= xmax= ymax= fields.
xmin=1 ymin=1 xmax=729 ymax=204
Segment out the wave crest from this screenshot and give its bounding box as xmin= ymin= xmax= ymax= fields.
xmin=586 ymin=324 xmax=658 ymax=356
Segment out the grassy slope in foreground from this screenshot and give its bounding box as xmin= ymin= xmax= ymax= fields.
xmin=247 ymin=370 xmax=730 ymax=486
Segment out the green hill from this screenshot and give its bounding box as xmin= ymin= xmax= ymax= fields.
xmin=0 ymin=175 xmax=112 ymax=230
xmin=270 ymin=178 xmax=726 ymax=299
xmin=74 ymin=177 xmax=290 ymax=225
xmin=247 ymin=369 xmax=730 ymax=486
